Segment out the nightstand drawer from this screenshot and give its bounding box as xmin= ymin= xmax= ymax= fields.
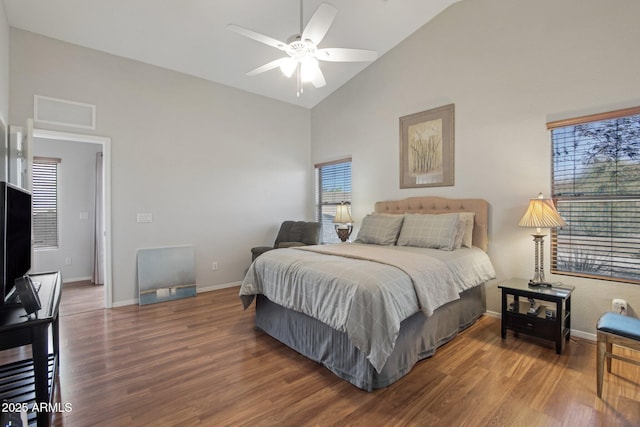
xmin=505 ymin=314 xmax=556 ymax=340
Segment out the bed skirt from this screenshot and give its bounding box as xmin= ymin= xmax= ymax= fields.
xmin=254 ymin=284 xmax=486 ymax=391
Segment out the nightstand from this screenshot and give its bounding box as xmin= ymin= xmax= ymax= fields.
xmin=499 ymin=277 xmax=574 ymax=354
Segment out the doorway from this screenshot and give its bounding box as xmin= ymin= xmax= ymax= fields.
xmin=31 ymin=128 xmax=112 ymax=308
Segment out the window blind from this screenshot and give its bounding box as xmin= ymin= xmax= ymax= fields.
xmin=315 ymin=158 xmax=352 ymax=243
xmin=32 ymin=157 xmax=60 ymax=249
xmin=549 ymin=107 xmax=640 ymax=284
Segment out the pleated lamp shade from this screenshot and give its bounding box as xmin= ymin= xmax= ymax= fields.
xmin=333 ymin=203 xmax=353 ymax=224
xmin=518 ymin=193 xmax=566 ymax=231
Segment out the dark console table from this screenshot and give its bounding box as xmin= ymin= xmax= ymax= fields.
xmin=0 ymin=271 xmax=62 ymax=427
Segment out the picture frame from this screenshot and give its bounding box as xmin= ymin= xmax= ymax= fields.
xmin=399 ymin=104 xmax=454 ymax=188
xmin=137 ymin=246 xmax=196 ymax=305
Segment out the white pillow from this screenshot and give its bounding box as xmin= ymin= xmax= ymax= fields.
xmin=397 ymin=213 xmax=461 ymax=250
xmin=458 ymin=212 xmax=476 ymax=248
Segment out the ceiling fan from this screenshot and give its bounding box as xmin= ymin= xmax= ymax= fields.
xmin=228 ymin=1 xmax=378 ymax=96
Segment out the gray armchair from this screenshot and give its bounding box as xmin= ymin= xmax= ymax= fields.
xmin=251 ymin=220 xmax=321 ymax=261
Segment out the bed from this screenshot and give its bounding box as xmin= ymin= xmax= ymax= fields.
xmin=240 ymin=197 xmax=495 ymax=391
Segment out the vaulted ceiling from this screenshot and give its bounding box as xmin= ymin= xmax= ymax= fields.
xmin=3 ymin=0 xmax=460 ymax=108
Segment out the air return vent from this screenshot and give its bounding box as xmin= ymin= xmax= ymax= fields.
xmin=34 ymin=95 xmax=96 ymax=130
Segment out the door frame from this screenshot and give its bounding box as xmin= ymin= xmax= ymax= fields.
xmin=31 ymin=126 xmax=113 ymax=308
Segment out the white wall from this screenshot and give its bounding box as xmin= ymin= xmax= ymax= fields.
xmin=9 ymin=29 xmax=312 ymax=304
xmin=0 ymin=2 xmax=9 ymax=123
xmin=311 ymin=0 xmax=640 ymax=335
xmin=7 ymin=0 xmax=639 ymax=334
xmin=32 ymin=138 xmax=102 ymax=281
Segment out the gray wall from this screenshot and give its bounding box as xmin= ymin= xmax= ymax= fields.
xmin=311 ymin=0 xmax=640 ymax=336
xmin=9 ymin=29 xmax=312 ymax=304
xmin=32 ymin=138 xmax=102 ymax=281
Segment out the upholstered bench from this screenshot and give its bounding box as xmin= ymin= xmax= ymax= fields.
xmin=596 ymin=312 xmax=640 ymax=398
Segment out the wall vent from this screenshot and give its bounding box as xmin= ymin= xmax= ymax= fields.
xmin=34 ymin=95 xmax=96 ymax=130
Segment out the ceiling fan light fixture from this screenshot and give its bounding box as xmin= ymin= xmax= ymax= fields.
xmin=279 ymin=57 xmax=297 ymax=78
xmin=300 ymin=56 xmax=319 ymax=82
xmin=228 ymin=2 xmax=377 ymax=96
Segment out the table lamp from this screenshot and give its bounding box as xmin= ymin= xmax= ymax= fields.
xmin=333 ymin=202 xmax=353 ymax=242
xmin=518 ymin=193 xmax=566 ymax=286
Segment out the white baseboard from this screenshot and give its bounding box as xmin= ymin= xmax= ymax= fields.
xmin=485 ymin=310 xmax=501 ymax=318
xmin=570 ymin=329 xmax=596 ymax=341
xmin=63 ymin=276 xmax=93 ymax=283
xmin=197 ymin=281 xmax=241 ymax=293
xmin=111 ymin=281 xmax=242 ymax=308
xmin=112 ymin=298 xmax=138 ymax=308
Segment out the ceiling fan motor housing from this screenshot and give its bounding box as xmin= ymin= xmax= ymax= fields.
xmin=286 ymin=37 xmax=317 ymax=62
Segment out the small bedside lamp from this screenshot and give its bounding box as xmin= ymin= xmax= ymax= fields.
xmin=518 ymin=193 xmax=566 ymax=286
xmin=333 ymin=202 xmax=353 ymax=242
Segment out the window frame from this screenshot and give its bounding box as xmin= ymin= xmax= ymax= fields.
xmin=547 ymin=106 xmax=640 ymax=284
xmin=314 ymin=157 xmax=352 ymax=244
xmin=32 ymin=156 xmax=61 ymax=250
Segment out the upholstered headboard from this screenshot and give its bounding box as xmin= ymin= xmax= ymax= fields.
xmin=374 ymin=197 xmax=490 ymax=251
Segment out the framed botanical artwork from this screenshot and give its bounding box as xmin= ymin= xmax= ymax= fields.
xmin=399 ymin=103 xmax=454 ymax=188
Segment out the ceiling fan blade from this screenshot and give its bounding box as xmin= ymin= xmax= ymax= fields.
xmin=246 ymin=58 xmax=290 ymax=76
xmin=316 ymin=48 xmax=378 ymax=62
xmin=301 ymin=3 xmax=337 ymax=45
xmin=310 ymin=66 xmax=326 ymax=88
xmin=227 ymin=24 xmax=288 ymax=51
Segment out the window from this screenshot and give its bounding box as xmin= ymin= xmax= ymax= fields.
xmin=548 ymin=106 xmax=640 ymax=284
xmin=32 ymin=157 xmax=61 ymax=249
xmin=315 ymin=158 xmax=352 ymax=243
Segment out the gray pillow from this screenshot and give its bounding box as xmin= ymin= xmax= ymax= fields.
xmin=355 ymin=214 xmax=404 ymax=245
xmin=397 ymin=213 xmax=461 ymax=250
xmin=452 ymin=217 xmax=466 ymax=249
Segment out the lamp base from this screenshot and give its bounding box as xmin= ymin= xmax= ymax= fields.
xmin=528 ymin=280 xmax=553 ymax=288
xmin=335 ymin=225 xmax=353 ymax=242
xmin=528 ymin=233 xmax=549 ymax=287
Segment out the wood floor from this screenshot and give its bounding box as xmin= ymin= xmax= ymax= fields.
xmin=2 ymin=285 xmax=639 ymax=426
xmin=59 ymin=280 xmax=104 ymax=316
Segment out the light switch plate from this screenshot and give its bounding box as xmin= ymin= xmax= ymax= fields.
xmin=136 ymin=213 xmax=153 ymax=223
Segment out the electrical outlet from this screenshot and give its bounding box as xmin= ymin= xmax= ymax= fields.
xmin=65 ymin=257 xmax=72 ymax=265
xmin=612 ymin=298 xmax=627 ymax=315
xmin=212 ymin=261 xmax=218 ymax=271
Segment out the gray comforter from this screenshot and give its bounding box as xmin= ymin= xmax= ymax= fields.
xmin=240 ymin=243 xmax=495 ymax=372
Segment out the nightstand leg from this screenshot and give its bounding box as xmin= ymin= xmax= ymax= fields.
xmin=501 ymin=289 xmax=507 ymax=339
xmin=565 ymin=295 xmax=571 ymax=341
xmin=556 ymin=300 xmax=563 ymax=354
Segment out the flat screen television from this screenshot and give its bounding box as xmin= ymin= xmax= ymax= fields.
xmin=0 ymin=181 xmax=32 ymax=305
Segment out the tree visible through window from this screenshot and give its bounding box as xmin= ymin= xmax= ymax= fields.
xmin=315 ymin=158 xmax=352 ymax=243
xmin=549 ymin=107 xmax=640 ymax=284
xmin=32 ymin=157 xmax=60 ymax=249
